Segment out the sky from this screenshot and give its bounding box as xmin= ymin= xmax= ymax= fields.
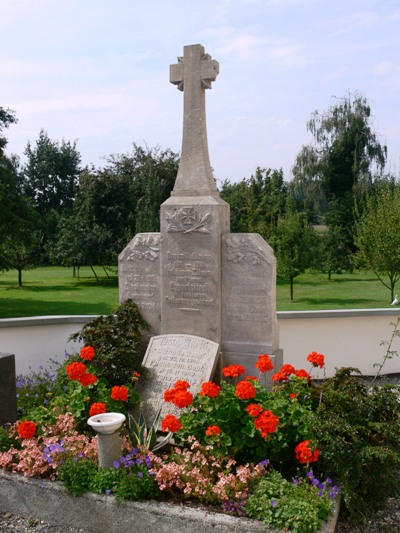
xmin=1 ymin=0 xmax=400 ymax=184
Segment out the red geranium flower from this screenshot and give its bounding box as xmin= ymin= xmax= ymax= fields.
xmin=256 ymin=354 xmax=273 ymax=373
xmin=173 ymin=380 xmax=190 ymax=391
xmin=205 ymin=425 xmax=221 ymax=436
xmin=89 ymin=402 xmax=106 ymax=417
xmin=79 ymin=346 xmax=95 ymax=361
xmin=110 ymin=385 xmax=129 ymax=402
xmin=172 ymin=390 xmax=193 ymax=408
xmin=307 ymin=351 xmax=325 ymax=368
xmin=271 ymin=371 xmax=288 ymax=382
xmin=295 ymin=369 xmax=310 ymax=380
xmin=66 ymin=362 xmax=87 ymax=381
xmin=235 ymin=380 xmax=256 ymax=400
xmin=222 ymin=364 xmax=245 ymax=378
xmin=78 ymin=373 xmax=98 ymax=387
xmin=161 ymin=414 xmax=182 ymax=433
xmin=17 ymin=420 xmax=37 ymax=439
xmin=295 ymin=440 xmax=319 ymax=464
xmin=164 ymin=388 xmax=176 ymax=402
xmin=200 ymin=381 xmax=221 ymax=398
xmin=280 ymin=364 xmax=296 ymax=376
xmin=254 ymin=410 xmax=279 ymax=438
xmin=246 ymin=403 xmax=263 ymax=418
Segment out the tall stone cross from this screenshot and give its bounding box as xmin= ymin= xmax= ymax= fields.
xmin=170 ymin=44 xmax=219 ymax=197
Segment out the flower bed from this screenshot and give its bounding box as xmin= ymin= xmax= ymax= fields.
xmin=1 ymin=303 xmax=399 ymax=532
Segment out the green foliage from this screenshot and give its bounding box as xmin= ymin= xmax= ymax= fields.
xmin=220 ymin=167 xmax=287 ymax=239
xmin=355 ymin=181 xmax=400 ymax=302
xmin=318 ymin=223 xmax=354 ymax=280
xmin=21 ymin=129 xmax=82 ymax=262
xmin=58 ymin=456 xmax=98 ymax=496
xmin=310 ymin=368 xmax=400 ymax=518
xmin=0 ymin=106 xmax=17 ymax=153
xmin=246 ymin=469 xmax=335 ymax=533
xmin=128 ymin=408 xmax=172 ymax=452
xmin=59 ymin=450 xmax=159 ymax=501
xmin=271 ymin=208 xmax=318 ymax=300
xmin=69 ymin=299 xmax=149 ymax=385
xmin=0 ymin=426 xmax=19 ymax=452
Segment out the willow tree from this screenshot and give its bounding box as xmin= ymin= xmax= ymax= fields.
xmin=292 ymin=93 xmax=387 ymax=270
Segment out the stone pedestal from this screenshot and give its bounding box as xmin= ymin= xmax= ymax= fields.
xmin=97 ymin=433 xmax=122 ymax=469
xmin=160 ymin=196 xmax=230 ymax=343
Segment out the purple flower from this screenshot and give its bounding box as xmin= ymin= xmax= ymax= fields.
xmin=307 ymin=470 xmax=314 ymax=479
xmin=292 ymin=478 xmax=299 ymax=486
xmin=113 ymin=460 xmax=120 ymax=469
xmin=138 ymin=472 xmax=143 ymax=478
xmin=105 ymin=489 xmax=111 ymax=495
xmin=271 ymin=499 xmax=278 ymax=507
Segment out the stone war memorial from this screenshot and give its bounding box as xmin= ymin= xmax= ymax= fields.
xmin=119 ymin=44 xmax=283 ymax=418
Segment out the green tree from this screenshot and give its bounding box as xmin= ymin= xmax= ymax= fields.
xmin=355 ymin=181 xmax=400 ymax=302
xmin=21 ymin=129 xmax=82 ymax=261
xmin=52 ymin=144 xmax=178 ymax=270
xmin=271 ymin=208 xmax=318 ymax=300
xmin=318 ymin=224 xmax=354 ymax=280
xmin=0 ymin=108 xmax=40 ymax=282
xmin=220 ymin=167 xmax=287 ymax=238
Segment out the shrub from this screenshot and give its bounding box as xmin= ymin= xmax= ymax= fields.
xmin=69 ymin=299 xmax=149 ymax=385
xmin=309 ymin=367 xmax=400 ymax=518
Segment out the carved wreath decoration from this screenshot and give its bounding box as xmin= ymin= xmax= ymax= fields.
xmin=166 ymin=206 xmax=211 ymax=234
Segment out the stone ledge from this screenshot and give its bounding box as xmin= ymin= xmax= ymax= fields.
xmin=0 ymin=471 xmax=339 ymax=533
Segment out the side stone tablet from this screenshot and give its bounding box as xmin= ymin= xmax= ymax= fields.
xmin=222 ymin=233 xmax=279 ymax=357
xmin=118 ymin=233 xmax=161 ymax=335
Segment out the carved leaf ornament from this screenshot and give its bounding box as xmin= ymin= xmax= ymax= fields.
xmin=226 ymin=237 xmax=269 ymax=265
xmin=129 ymin=235 xmax=160 ymax=261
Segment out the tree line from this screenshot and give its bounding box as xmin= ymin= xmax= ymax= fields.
xmin=1 ymin=92 xmax=399 ymax=301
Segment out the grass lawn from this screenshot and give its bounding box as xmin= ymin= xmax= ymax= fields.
xmin=0 ymin=266 xmax=119 ymax=318
xmin=0 ymin=266 xmax=395 ymax=318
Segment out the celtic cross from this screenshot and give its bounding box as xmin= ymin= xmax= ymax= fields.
xmin=170 ymin=44 xmax=219 ymax=196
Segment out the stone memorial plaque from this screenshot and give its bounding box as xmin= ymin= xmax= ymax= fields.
xmin=0 ymin=353 xmax=17 ymax=425
xmin=135 ymin=334 xmax=220 ymax=424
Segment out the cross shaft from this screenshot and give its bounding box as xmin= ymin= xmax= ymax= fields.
xmin=170 ymin=44 xmax=219 ymax=196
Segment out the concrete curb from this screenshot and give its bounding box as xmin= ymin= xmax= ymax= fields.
xmin=0 ymin=471 xmax=339 ymax=533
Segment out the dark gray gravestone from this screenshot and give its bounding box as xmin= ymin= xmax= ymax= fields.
xmin=0 ymin=353 xmax=17 ymax=425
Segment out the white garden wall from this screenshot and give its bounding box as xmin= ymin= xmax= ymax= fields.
xmin=1 ymin=310 xmax=400 ymax=377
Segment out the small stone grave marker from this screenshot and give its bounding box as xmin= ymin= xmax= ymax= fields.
xmin=0 ymin=353 xmax=17 ymax=425
xmin=135 ymin=334 xmax=220 ymax=424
